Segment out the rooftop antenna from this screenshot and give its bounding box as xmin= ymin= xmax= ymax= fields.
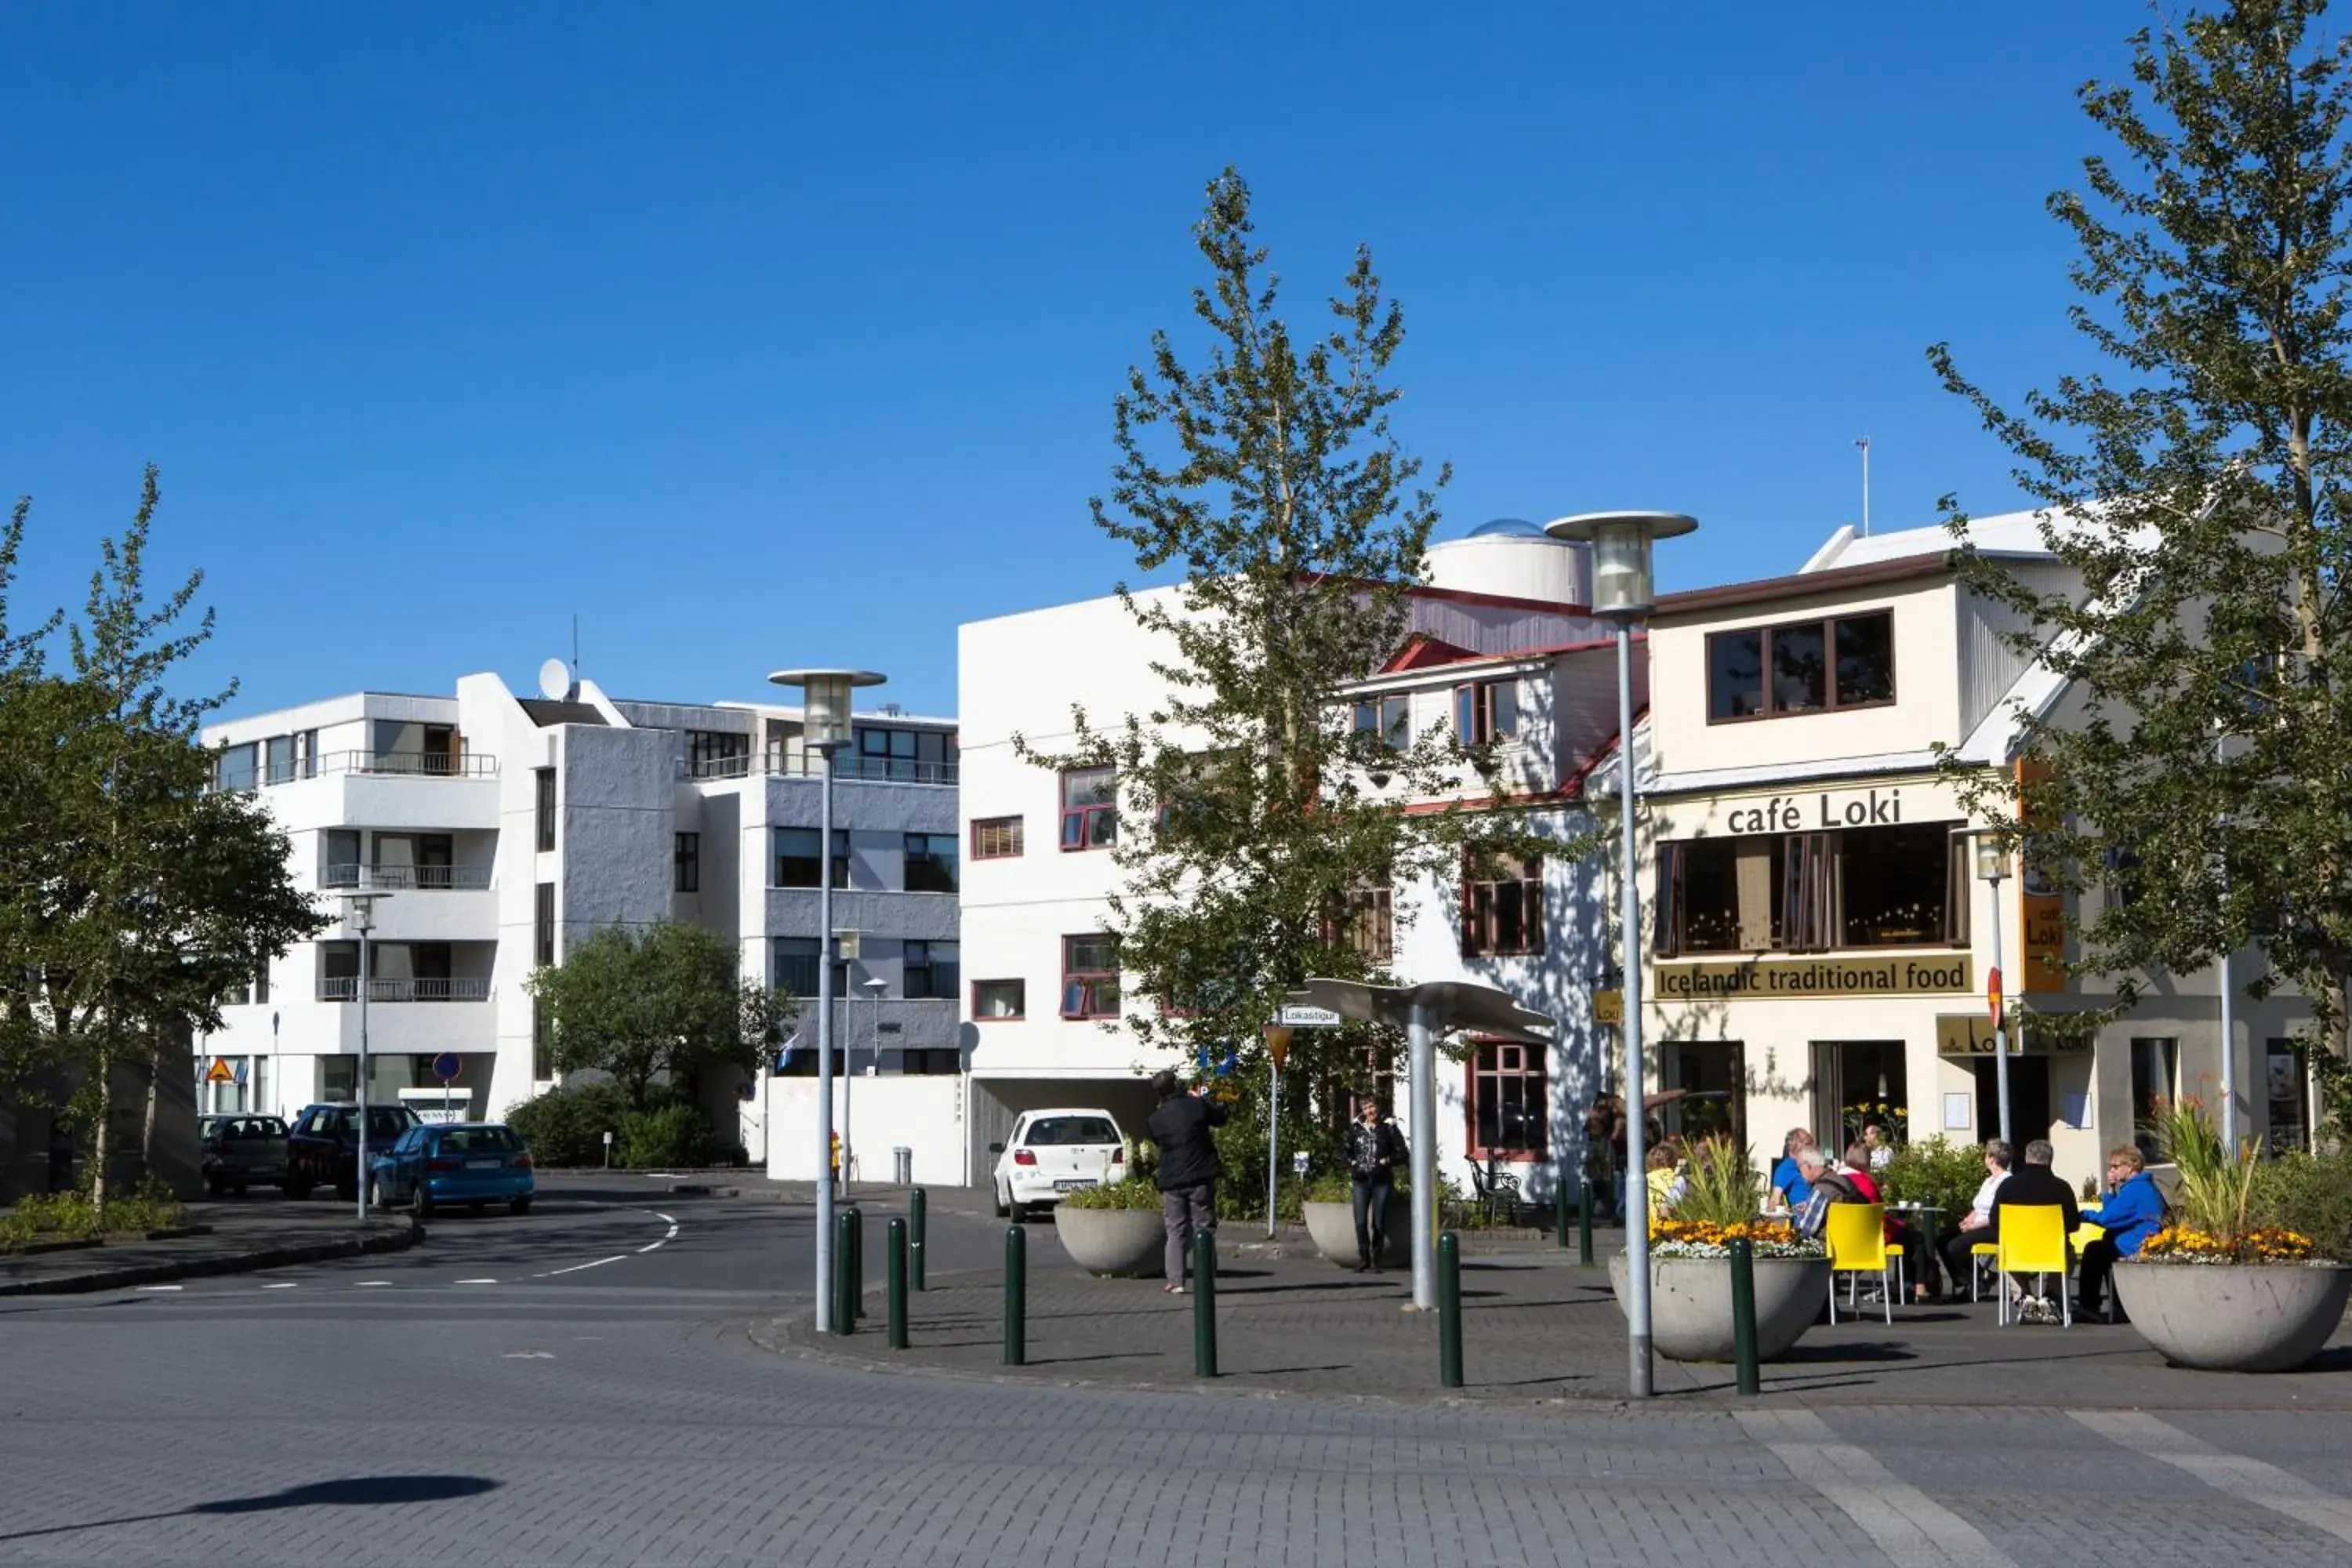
xmin=571 ymin=614 xmax=580 ymax=677
xmin=1855 ymin=436 xmax=1872 ymax=536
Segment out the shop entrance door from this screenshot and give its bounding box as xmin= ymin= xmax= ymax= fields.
xmin=1974 ymin=1056 xmax=2052 ymax=1145
xmin=1661 ymin=1041 xmax=1744 ymax=1147
xmin=1809 ymin=1040 xmax=1909 ymax=1152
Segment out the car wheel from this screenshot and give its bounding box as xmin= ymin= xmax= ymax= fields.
xmin=509 ymin=1197 xmax=532 ymax=1216
xmin=993 ymin=1183 xmax=1009 ymax=1219
xmin=205 ymin=1177 xmax=224 ymax=1197
xmin=1007 ymin=1196 xmax=1028 ymax=1225
xmin=411 ymin=1185 xmax=434 ymax=1219
xmin=366 ymin=1177 xmax=386 ymax=1210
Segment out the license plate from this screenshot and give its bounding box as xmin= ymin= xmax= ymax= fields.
xmin=466 ymin=1159 xmax=501 ymax=1170
xmin=1054 ymin=1178 xmax=1097 ymax=1192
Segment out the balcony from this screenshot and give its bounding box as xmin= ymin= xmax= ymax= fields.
xmin=321 ymin=750 xmax=499 ymax=780
xmin=316 ymin=977 xmax=492 ymax=1003
xmin=683 ymin=753 xmax=959 ymax=786
xmin=321 ymin=863 xmax=493 ymax=891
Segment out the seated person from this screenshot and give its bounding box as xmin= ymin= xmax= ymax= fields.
xmin=1984 ymin=1138 xmax=2080 ymax=1317
xmin=2077 ymin=1146 xmax=2165 ymax=1324
xmin=1842 ymin=1142 xmax=1941 ymax=1301
xmin=1644 ymin=1142 xmax=1686 ymax=1219
xmin=1769 ymin=1128 xmax=1817 ymax=1213
xmin=1940 ymin=1138 xmax=2015 ymax=1293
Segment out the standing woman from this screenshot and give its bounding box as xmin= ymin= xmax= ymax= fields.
xmin=1345 ymin=1098 xmax=1408 ymax=1272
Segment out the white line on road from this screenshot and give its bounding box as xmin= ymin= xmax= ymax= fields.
xmin=455 ymin=1278 xmax=499 ymax=1286
xmin=260 ymin=1282 xmax=297 ymax=1290
xmin=535 ymin=1254 xmax=628 ymax=1278
xmin=353 ymin=1280 xmax=390 ymax=1288
xmin=635 ymin=1211 xmax=681 ymax=1254
xmin=1735 ymin=1409 xmax=2014 ymax=1568
xmin=2070 ymin=1410 xmax=2352 ymax=1544
xmin=136 ymin=1285 xmax=183 ymax=1293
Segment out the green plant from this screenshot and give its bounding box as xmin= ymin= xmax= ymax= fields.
xmin=0 ymin=1183 xmax=187 ymax=1250
xmin=619 ymin=1102 xmax=721 ymax=1170
xmin=2152 ymin=1095 xmax=2260 ymax=1244
xmin=1058 ymin=1173 xmax=1163 ymax=1211
xmin=505 ymin=1081 xmax=632 ymax=1167
xmin=2254 ymin=1152 xmax=2352 ymax=1265
xmin=1879 ymin=1136 xmax=1989 ymax=1222
xmin=1669 ymin=1138 xmax=1762 ymax=1229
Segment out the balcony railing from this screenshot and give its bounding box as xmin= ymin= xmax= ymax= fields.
xmin=320 ymin=864 xmax=493 ymax=891
xmin=323 ymin=750 xmax=500 ymax=779
xmin=683 ymin=753 xmax=958 ymax=786
xmin=316 ymin=977 xmax=492 ymax=1003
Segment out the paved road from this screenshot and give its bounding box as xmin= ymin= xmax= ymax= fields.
xmin=6 ymin=1190 xmax=2352 ymax=1566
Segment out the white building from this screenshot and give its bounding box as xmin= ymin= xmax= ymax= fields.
xmin=198 ymin=670 xmax=960 ymax=1171
xmin=953 ymin=522 xmax=1632 ymax=1200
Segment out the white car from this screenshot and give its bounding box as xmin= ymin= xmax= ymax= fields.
xmin=990 ymin=1108 xmax=1127 ymax=1221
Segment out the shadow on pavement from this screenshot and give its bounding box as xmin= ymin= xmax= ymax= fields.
xmin=0 ymin=1475 xmax=501 ymax=1544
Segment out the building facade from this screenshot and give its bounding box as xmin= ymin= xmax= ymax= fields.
xmin=198 ymin=671 xmax=960 ymax=1165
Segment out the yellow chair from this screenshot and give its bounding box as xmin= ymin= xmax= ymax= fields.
xmin=1994 ymin=1203 xmax=2072 ymax=1327
xmin=1969 ymin=1240 xmax=1999 ymax=1301
xmin=1825 ymin=1203 xmax=1894 ymax=1324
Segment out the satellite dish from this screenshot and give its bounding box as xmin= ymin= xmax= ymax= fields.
xmin=538 ymin=658 xmax=574 ymax=702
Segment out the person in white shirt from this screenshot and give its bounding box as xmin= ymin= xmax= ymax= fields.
xmin=1940 ymin=1138 xmax=2014 ymax=1294
xmin=1861 ymin=1120 xmax=1896 ymax=1172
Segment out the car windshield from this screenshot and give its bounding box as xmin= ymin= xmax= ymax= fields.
xmin=368 ymin=1109 xmax=417 ymax=1141
xmin=438 ymin=1127 xmax=521 ymax=1155
xmin=229 ymin=1119 xmax=285 ymax=1140
xmin=1026 ymin=1116 xmax=1119 ymax=1146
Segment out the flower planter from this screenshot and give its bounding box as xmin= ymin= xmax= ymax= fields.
xmin=1052 ymin=1205 xmax=1164 ymax=1277
xmin=2113 ymin=1262 xmax=2352 ymax=1372
xmin=1608 ymin=1250 xmax=1831 ymax=1362
xmin=1302 ymin=1196 xmax=1412 ymax=1269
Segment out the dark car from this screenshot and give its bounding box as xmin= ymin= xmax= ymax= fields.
xmin=285 ymin=1102 xmax=423 ymax=1200
xmin=369 ymin=1123 xmax=535 ymax=1218
xmin=198 ymin=1114 xmax=290 ymax=1196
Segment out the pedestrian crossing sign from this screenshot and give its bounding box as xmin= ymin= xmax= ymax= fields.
xmin=204 ymin=1057 xmax=235 ymax=1084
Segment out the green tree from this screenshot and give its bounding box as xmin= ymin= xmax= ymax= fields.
xmin=1020 ymin=169 xmax=1537 ymax=1172
xmin=529 ymin=920 xmax=789 ymax=1111
xmin=1930 ymin=2 xmax=2352 ymax=1104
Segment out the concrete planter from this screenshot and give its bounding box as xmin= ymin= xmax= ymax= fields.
xmin=1302 ymin=1196 xmax=1411 ymax=1269
xmin=2113 ymin=1262 xmax=2352 ymax=1372
xmin=1608 ymin=1250 xmax=1831 ymax=1362
xmin=1052 ymin=1205 xmax=1164 ymax=1277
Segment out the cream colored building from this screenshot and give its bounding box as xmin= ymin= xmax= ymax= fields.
xmin=1629 ymin=513 xmax=2313 ymax=1187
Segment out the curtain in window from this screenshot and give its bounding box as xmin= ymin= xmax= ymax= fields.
xmin=1781 ymin=833 xmax=1835 ymax=951
xmin=1943 ymin=832 xmax=1973 ymax=946
xmin=1652 ymin=842 xmax=1683 ymax=958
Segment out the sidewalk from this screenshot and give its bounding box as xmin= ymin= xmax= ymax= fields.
xmin=754 ymin=1236 xmax=2352 ymax=1412
xmin=0 ymin=1203 xmax=418 ymax=1296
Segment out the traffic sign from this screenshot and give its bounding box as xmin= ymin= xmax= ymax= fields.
xmin=204 ymin=1057 xmax=234 ymax=1085
xmin=1276 ymin=1004 xmax=1342 ymax=1029
xmin=430 ymin=1051 xmax=463 ymax=1083
xmin=1987 ymin=967 xmax=2005 ymax=1029
xmin=1264 ymin=1026 xmax=1292 ymax=1069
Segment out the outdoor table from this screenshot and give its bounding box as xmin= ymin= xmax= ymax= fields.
xmin=1888 ymin=1203 xmax=1944 ymax=1293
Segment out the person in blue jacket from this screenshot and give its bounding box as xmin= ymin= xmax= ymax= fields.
xmin=1769 ymin=1127 xmax=1817 ymax=1214
xmin=2078 ymin=1145 xmax=2166 ymax=1324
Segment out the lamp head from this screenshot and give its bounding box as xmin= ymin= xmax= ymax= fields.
xmin=767 ymin=667 xmax=887 ymax=750
xmin=1544 ymin=510 xmax=1698 ymax=620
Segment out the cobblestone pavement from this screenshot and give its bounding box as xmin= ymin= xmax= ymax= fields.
xmin=6 ymin=1197 xmax=2352 ymax=1566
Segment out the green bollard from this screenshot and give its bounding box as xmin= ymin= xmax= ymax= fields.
xmin=1192 ymin=1229 xmax=1218 ymax=1377
xmin=1438 ymin=1230 xmax=1465 ymax=1388
xmin=1003 ymin=1225 xmax=1026 ymax=1366
xmin=848 ymin=1207 xmax=866 ymax=1320
xmin=833 ymin=1210 xmax=858 ymax=1337
xmin=1577 ymin=1173 xmax=1595 ymax=1267
xmin=1729 ymin=1236 xmax=1761 ymax=1396
xmin=1555 ymin=1184 xmax=1571 ymax=1250
xmin=886 ymin=1218 xmax=909 ymax=1350
xmin=909 ymin=1187 xmax=927 ymax=1292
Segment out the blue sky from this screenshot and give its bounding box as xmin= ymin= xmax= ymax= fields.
xmin=2 ymin=2 xmax=2151 ymax=721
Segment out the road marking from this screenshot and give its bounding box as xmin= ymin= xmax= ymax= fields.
xmin=137 ymin=1285 xmax=183 ymax=1293
xmin=353 ymin=1280 xmax=390 ymax=1288
xmin=260 ymin=1282 xmax=298 ymax=1290
xmin=2070 ymin=1410 xmax=2352 ymax=1544
xmin=455 ymin=1278 xmax=499 ymax=1286
xmin=535 ymin=1254 xmax=627 ymax=1278
xmin=1735 ymin=1409 xmax=2014 ymax=1568
xmin=503 ymin=1350 xmax=554 ymax=1359
xmin=636 ymin=1211 xmax=681 ymax=1254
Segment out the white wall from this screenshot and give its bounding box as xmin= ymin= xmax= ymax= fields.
xmin=764 ymin=1075 xmax=965 ymax=1186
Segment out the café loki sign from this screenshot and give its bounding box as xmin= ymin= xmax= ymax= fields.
xmin=1653 ymin=954 xmax=1971 ymax=1000
xmin=1721 ymin=786 xmax=1912 ymax=835
xmin=1935 ymin=1014 xmax=2092 ymax=1058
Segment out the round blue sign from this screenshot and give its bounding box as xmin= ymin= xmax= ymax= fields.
xmin=430 ymin=1051 xmax=463 ymax=1083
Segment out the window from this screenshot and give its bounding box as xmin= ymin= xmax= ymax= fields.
xmin=686 ymin=730 xmax=751 ymax=779
xmin=775 ymin=827 xmax=850 ymax=888
xmin=972 ymin=979 xmax=1025 ymax=1019
xmin=904 ymin=940 xmax=959 ymax=1000
xmin=535 ymin=882 xmax=555 ymax=967
xmin=1707 ymin=610 xmax=1894 ymax=722
xmin=532 ymin=1002 xmax=551 ymax=1080
xmin=252 ymin=963 xmax=270 ymax=1006
xmin=673 ymin=833 xmax=700 ymax=893
xmin=265 ymin=734 xmax=296 ymax=785
xmin=971 ymin=815 xmax=1024 ymax=860
xmin=903 ymin=1047 xmax=963 ymax=1075
xmin=858 ymin=726 xmax=918 ymax=781
xmin=2130 ymin=1037 xmax=2180 ymax=1162
xmin=773 ymin=938 xmax=822 ymax=998
xmin=903 ymin=833 xmax=958 ymax=894
xmin=1454 ymin=680 xmax=1519 ymax=746
xmin=1352 ymin=694 xmax=1410 ymax=750
xmin=214 ymin=742 xmax=258 ymax=792
xmin=1461 ymin=855 xmax=1544 ymax=958
xmin=1059 ymin=767 xmax=1117 ymax=851
xmin=1467 ymin=1040 xmax=1548 ymax=1160
xmin=1338 ymin=885 xmax=1394 ymax=966
xmin=1653 ymin=822 xmax=1969 ymax=957
xmin=1061 ymin=935 xmax=1120 ymax=1018
xmin=535 ymin=768 xmax=557 ymax=851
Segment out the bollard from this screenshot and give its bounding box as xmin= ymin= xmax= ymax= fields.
xmin=833 ymin=1210 xmax=858 ymax=1337
xmin=909 ymin=1186 xmax=928 ymax=1292
xmin=848 ymin=1207 xmax=866 ymax=1321
xmin=886 ymin=1218 xmax=909 ymax=1350
xmin=1004 ymin=1225 xmax=1026 ymax=1366
xmin=1577 ymin=1173 xmax=1595 ymax=1267
xmin=1729 ymin=1236 xmax=1761 ymax=1396
xmin=1192 ymin=1229 xmax=1218 ymax=1377
xmin=1438 ymin=1230 xmax=1464 ymax=1388
xmin=1555 ymin=1185 xmax=1572 ymax=1250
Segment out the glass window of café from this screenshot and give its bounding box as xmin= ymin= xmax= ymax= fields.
xmin=1654 ymin=821 xmax=1970 ymax=955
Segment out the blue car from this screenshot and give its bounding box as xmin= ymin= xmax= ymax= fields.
xmin=369 ymin=1123 xmax=535 ymax=1217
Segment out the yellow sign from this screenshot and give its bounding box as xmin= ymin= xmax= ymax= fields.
xmin=1593 ymin=989 xmax=1624 ymax=1025
xmin=204 ymin=1057 xmax=235 ymax=1084
xmin=1653 ymin=954 xmax=1972 ymax=1000
xmin=1936 ymin=1014 xmax=2090 ymax=1057
xmin=1263 ymin=1026 xmax=1292 ymax=1069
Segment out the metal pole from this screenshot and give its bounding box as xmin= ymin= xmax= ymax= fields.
xmin=1192 ymin=1230 xmax=1218 ymax=1377
xmin=356 ymin=907 xmax=371 ymax=1221
xmin=886 ymin=1217 xmax=909 ymax=1349
xmin=843 ymin=994 xmax=855 ymax=1196
xmin=1265 ymin=1059 xmax=1279 ymax=1240
xmin=814 ymin=746 xmax=838 ymax=1334
xmin=909 ymin=1186 xmax=927 ymax=1291
xmin=1990 ymin=874 xmax=2012 ymax=1149
xmin=1406 ymin=998 xmax=1438 ymax=1311
xmin=2218 ymin=728 xmax=2238 ymax=1147
xmin=1003 ymin=1225 xmax=1025 ymax=1366
xmin=833 ymin=1210 xmax=856 ymax=1336
xmin=1438 ymin=1231 xmax=1464 ymax=1388
xmin=1729 ymin=1236 xmax=1761 ymax=1396
xmin=1616 ymin=619 xmax=1653 ymax=1399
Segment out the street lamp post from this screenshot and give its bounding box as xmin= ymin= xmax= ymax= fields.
xmin=1958 ymin=829 xmax=2014 ymax=1148
xmin=858 ymin=975 xmax=887 ymax=1189
xmin=1548 ymin=509 xmax=1697 ymax=1400
xmin=769 ymin=667 xmax=887 ymax=1335
xmin=336 ymin=887 xmax=392 ymax=1221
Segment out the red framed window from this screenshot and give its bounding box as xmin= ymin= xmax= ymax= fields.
xmin=1059 ymin=768 xmax=1117 ymax=851
xmin=1467 ymin=1040 xmax=1548 ymax=1160
xmin=1453 ymin=679 xmax=1519 ymax=746
xmin=1060 ymin=934 xmax=1120 ymax=1018
xmin=1461 ymin=855 xmax=1544 ymax=957
xmin=971 ymin=815 xmax=1024 ymax=860
xmin=971 ymin=979 xmax=1025 ymax=1020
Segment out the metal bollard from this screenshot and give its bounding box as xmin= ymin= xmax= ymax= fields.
xmin=833 ymin=1210 xmax=858 ymax=1337
xmin=1577 ymin=1174 xmax=1595 ymax=1266
xmin=909 ymin=1186 xmax=928 ymax=1292
xmin=1003 ymin=1225 xmax=1026 ymax=1366
xmin=848 ymin=1207 xmax=866 ymax=1320
xmin=1438 ymin=1230 xmax=1464 ymax=1388
xmin=886 ymin=1218 xmax=909 ymax=1350
xmin=1192 ymin=1229 xmax=1218 ymax=1377
xmin=1729 ymin=1236 xmax=1761 ymax=1396
xmin=1555 ymin=1185 xmax=1572 ymax=1250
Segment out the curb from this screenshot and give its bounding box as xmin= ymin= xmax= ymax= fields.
xmin=0 ymin=1219 xmax=423 ymax=1297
